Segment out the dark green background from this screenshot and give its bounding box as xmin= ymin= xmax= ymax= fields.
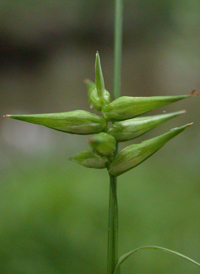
xmin=1 ymin=1 xmax=200 ymax=273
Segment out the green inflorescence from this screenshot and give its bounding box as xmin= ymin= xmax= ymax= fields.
xmin=4 ymin=52 xmax=196 ymax=176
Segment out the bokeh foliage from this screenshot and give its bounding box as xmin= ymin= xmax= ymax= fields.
xmin=1 ymin=0 xmax=200 ymax=273
xmin=1 ymin=150 xmax=200 ymax=274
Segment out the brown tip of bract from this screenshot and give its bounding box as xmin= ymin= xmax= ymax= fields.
xmin=3 ymin=114 xmax=10 ymax=118
xmin=181 ymin=110 xmax=186 ymax=114
xmin=84 ymin=78 xmax=90 ymax=84
xmin=189 ymin=89 xmax=199 ymax=96
xmin=187 ymin=122 xmax=194 ymax=126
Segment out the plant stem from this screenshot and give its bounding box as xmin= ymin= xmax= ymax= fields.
xmin=107 ymin=0 xmax=123 ymax=273
xmin=107 ymin=173 xmax=120 ymax=274
xmin=113 ymin=0 xmax=123 ymax=100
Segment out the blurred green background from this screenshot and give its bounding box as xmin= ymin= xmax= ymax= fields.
xmin=1 ymin=1 xmax=200 ymax=273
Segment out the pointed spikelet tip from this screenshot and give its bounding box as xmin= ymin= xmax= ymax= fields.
xmin=189 ymin=89 xmax=199 ymax=96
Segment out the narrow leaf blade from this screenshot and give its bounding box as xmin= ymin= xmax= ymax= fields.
xmin=114 ymin=246 xmax=200 ymax=274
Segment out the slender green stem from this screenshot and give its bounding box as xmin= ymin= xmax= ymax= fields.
xmin=107 ymin=0 xmax=123 ymax=273
xmin=107 ymin=173 xmax=120 ymax=274
xmin=113 ymin=0 xmax=123 ymax=100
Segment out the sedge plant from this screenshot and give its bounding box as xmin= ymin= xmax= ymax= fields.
xmin=4 ymin=0 xmax=200 ymax=273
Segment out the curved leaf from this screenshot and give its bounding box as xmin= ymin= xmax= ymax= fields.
xmin=114 ymin=246 xmax=200 ymax=274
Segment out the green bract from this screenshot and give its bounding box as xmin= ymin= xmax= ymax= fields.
xmin=4 ymin=53 xmax=195 ymax=176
